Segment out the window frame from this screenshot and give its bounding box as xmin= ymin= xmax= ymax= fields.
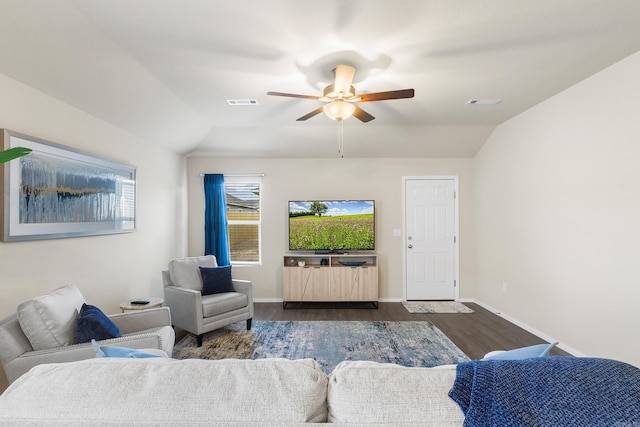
xmin=224 ymin=176 xmax=262 ymax=266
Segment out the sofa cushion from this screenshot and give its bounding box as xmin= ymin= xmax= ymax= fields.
xmin=0 ymin=358 xmax=329 ymax=424
xmin=202 ymin=292 xmax=248 ymax=318
xmin=16 ymin=284 xmax=86 ymax=351
xmin=168 ymin=255 xmax=218 ymax=290
xmin=200 ymin=265 xmax=234 ymax=295
xmin=75 ymin=303 xmax=121 ymax=343
xmin=327 ymin=361 xmax=465 ymax=426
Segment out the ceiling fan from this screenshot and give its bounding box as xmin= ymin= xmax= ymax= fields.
xmin=267 ymin=64 xmax=415 ymax=122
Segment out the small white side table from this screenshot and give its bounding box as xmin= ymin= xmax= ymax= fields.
xmin=119 ymin=297 xmax=164 ymax=312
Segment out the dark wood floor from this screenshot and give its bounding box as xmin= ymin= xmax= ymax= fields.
xmin=254 ymin=301 xmax=569 ymax=360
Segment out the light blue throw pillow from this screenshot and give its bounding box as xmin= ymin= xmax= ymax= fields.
xmin=92 ymin=339 xmax=163 ymax=358
xmin=482 ymin=341 xmax=559 ymax=360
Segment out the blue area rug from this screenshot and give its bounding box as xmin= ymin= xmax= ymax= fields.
xmin=173 ymin=320 xmax=469 ymax=373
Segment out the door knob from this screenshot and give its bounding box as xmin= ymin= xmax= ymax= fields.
xmin=408 ymin=244 xmax=413 ymax=249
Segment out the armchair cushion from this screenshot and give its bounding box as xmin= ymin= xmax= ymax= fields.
xmin=200 ymin=266 xmax=234 ymax=295
xmin=16 ymin=284 xmax=85 ymax=351
xmin=169 ymin=255 xmax=218 ymax=290
xmin=202 ymin=292 xmax=248 ymax=318
xmin=75 ymin=303 xmax=121 ymax=343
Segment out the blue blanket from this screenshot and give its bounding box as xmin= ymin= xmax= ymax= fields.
xmin=449 ymin=357 xmax=640 ymax=426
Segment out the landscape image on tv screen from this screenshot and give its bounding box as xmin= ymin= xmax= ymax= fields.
xmin=289 ymin=200 xmax=375 ymax=251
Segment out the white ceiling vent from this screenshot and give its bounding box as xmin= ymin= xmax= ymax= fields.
xmin=466 ymin=99 xmax=502 ymax=106
xmin=226 ymin=99 xmax=259 ymax=105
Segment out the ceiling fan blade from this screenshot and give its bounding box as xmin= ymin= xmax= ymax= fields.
xmin=267 ymin=91 xmax=320 ymax=100
xmin=353 ymin=105 xmax=375 ymax=123
xmin=296 ymin=106 xmax=325 ymax=121
xmin=334 ymin=64 xmax=356 ymax=96
xmin=354 ymin=88 xmax=415 ymax=103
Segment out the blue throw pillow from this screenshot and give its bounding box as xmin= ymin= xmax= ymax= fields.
xmin=75 ymin=303 xmax=121 ymax=343
xmin=200 ymin=265 xmax=235 ymax=295
xmin=91 ymin=339 xmax=163 ymax=358
xmin=482 ymin=341 xmax=559 ymax=360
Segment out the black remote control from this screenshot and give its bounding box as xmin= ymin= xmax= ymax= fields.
xmin=130 ymin=300 xmax=149 ymax=305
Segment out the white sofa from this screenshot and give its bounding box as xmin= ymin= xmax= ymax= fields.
xmin=0 ymin=357 xmax=464 ymax=426
xmin=1 ymin=356 xmax=638 ymax=425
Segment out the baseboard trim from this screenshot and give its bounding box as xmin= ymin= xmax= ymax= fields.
xmin=254 ymin=298 xmax=404 ymax=303
xmin=253 ymin=298 xmax=282 ymax=303
xmin=465 ymin=298 xmax=586 ymax=357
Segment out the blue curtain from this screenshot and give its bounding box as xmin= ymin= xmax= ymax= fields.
xmin=203 ymin=174 xmax=231 ymax=266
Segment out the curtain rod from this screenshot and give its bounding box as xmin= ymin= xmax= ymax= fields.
xmin=199 ymin=173 xmax=266 ymax=177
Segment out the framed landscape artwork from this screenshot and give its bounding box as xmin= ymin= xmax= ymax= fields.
xmin=0 ymin=129 xmax=136 ymax=241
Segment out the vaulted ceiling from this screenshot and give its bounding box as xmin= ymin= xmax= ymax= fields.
xmin=2 ymin=1 xmax=640 ymax=158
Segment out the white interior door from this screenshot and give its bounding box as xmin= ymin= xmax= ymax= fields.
xmin=404 ymin=178 xmax=457 ymax=300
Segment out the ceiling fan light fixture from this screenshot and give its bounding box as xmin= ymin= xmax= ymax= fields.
xmin=323 ymin=100 xmax=356 ymax=121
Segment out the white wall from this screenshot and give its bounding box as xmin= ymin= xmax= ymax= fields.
xmin=187 ymin=157 xmax=475 ymax=301
xmin=0 ymin=74 xmax=189 ymax=388
xmin=474 ymin=51 xmax=640 ymax=367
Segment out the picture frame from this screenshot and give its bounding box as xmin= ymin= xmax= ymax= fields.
xmin=1 ymin=129 xmax=136 ymax=241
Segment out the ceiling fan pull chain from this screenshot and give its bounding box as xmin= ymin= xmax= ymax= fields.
xmin=339 ymin=120 xmax=344 ymax=158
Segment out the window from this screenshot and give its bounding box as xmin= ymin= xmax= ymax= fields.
xmin=224 ymin=176 xmax=261 ymax=265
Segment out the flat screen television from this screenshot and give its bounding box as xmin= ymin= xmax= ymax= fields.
xmin=288 ymin=200 xmax=375 ymax=252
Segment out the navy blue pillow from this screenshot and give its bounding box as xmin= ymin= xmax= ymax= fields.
xmin=75 ymin=303 xmax=121 ymax=343
xmin=200 ymin=265 xmax=234 ymax=295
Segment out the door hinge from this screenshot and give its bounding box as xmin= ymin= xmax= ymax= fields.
xmin=454 ymin=236 xmax=457 ymax=243
xmin=454 ymin=280 xmax=457 ymax=287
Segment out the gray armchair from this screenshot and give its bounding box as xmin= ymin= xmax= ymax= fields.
xmin=162 ymin=255 xmax=253 ymax=347
xmin=0 ymin=284 xmax=175 ymax=384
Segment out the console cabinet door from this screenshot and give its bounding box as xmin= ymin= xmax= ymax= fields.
xmin=307 ymin=267 xmax=331 ymax=300
xmin=354 ymin=266 xmax=378 ymax=301
xmin=330 ymin=267 xmax=352 ymax=301
xmin=283 ymin=267 xmax=303 ymax=301
xmin=331 ymin=266 xmax=378 ymax=301
xmin=284 ymin=266 xmax=331 ymax=301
